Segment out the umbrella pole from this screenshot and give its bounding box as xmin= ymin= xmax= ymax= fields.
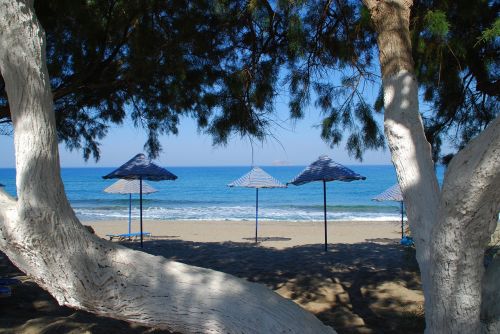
xmin=323 ymin=180 xmax=327 ymax=252
xmin=255 ymin=188 xmax=259 ymax=243
xmin=128 ymin=193 xmax=132 ymax=235
xmin=140 ymin=177 xmax=143 ymax=248
xmin=401 ymin=201 xmax=404 ymax=238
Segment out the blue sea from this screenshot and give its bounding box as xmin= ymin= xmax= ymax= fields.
xmin=0 ymin=165 xmax=444 ymax=222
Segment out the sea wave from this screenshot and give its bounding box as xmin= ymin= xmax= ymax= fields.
xmin=70 ymin=198 xmax=225 ymax=206
xmin=279 ymin=204 xmax=399 ymax=213
xmin=74 ymin=205 xmax=402 ymax=222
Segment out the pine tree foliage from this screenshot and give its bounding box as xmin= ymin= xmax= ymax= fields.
xmin=0 ymin=0 xmax=497 ymax=162
xmin=1 ymin=0 xmax=291 ymax=159
xmin=287 ymin=1 xmax=384 ymax=160
xmin=411 ymin=0 xmax=499 ymax=163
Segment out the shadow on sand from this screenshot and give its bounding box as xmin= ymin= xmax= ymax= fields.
xmin=130 ymin=239 xmax=424 ymax=334
xmin=0 ymin=240 xmax=424 ymax=334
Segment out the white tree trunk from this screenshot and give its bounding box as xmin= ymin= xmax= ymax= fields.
xmin=363 ymin=0 xmax=500 ymax=333
xmin=431 ymin=116 xmax=500 ymax=333
xmin=0 ymin=1 xmax=335 ymax=333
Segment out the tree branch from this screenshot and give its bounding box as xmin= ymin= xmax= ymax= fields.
xmin=428 ymin=115 xmax=499 ymax=332
xmin=440 ymin=114 xmax=500 ymax=236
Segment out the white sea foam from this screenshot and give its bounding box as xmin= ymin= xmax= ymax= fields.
xmin=74 ymin=205 xmax=401 ymax=222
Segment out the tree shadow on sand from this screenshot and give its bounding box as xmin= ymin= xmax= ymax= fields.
xmin=128 ymin=239 xmax=424 ymax=334
xmin=1 ymin=240 xmax=424 ymax=334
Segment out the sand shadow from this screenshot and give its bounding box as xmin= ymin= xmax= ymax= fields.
xmin=127 ymin=239 xmax=424 ymax=334
xmin=1 ymin=240 xmax=424 ymax=334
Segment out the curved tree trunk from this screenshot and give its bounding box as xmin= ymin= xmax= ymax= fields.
xmin=431 ymin=115 xmax=499 ymax=333
xmin=363 ymin=0 xmax=500 ymax=333
xmin=0 ymin=1 xmax=335 ymax=333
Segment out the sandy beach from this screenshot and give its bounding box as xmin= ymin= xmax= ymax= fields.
xmin=87 ymin=219 xmax=405 ymax=249
xmin=1 ymin=219 xmax=425 ymax=334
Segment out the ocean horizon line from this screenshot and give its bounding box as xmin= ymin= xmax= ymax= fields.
xmin=1 ymin=163 xmax=399 ymax=169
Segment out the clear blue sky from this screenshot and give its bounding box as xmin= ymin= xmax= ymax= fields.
xmin=0 ymin=47 xmax=399 ymax=168
xmin=0 ymin=95 xmax=392 ymax=168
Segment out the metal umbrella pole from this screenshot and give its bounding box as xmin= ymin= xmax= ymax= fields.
xmin=255 ymin=188 xmax=259 ymax=243
xmin=128 ymin=193 xmax=132 ymax=235
xmin=288 ymin=155 xmax=366 ymax=253
xmin=323 ymin=180 xmax=328 ymax=252
xmin=140 ymin=177 xmax=143 ymax=248
xmin=102 ymin=153 xmax=177 ymax=248
xmin=104 ymin=179 xmax=158 ymax=237
xmin=400 ymin=201 xmax=404 ymax=238
xmin=228 ymin=166 xmax=286 ymax=244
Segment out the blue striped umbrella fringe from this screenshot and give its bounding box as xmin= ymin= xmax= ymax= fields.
xmin=228 ymin=166 xmax=285 ymax=243
xmin=287 ymin=155 xmax=365 ymax=252
xmin=104 ymin=179 xmax=158 ymax=235
xmin=288 ymin=155 xmax=366 ymax=185
xmin=372 ymin=183 xmax=405 ymax=239
xmin=372 ymin=184 xmax=403 ymax=202
xmin=103 ymin=153 xmax=177 ymax=181
xmin=228 ymin=166 xmax=286 ymax=189
xmin=102 ymin=153 xmax=177 ymax=247
xmin=104 ymin=179 xmax=158 ymax=195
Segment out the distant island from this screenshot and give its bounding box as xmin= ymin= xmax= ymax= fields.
xmin=271 ymin=160 xmax=290 ymax=166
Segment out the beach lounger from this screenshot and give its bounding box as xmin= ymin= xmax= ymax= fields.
xmin=106 ymin=232 xmax=152 ymax=241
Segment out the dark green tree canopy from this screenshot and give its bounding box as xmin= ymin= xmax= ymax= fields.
xmin=0 ymin=0 xmax=497 ymax=162
xmin=1 ymin=0 xmax=292 ymax=159
xmin=410 ymin=0 xmax=499 ymax=163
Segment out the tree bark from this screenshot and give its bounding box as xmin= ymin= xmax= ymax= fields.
xmin=432 ymin=116 xmax=500 ymax=333
xmin=363 ymin=0 xmax=500 ymax=333
xmin=0 ymin=1 xmax=335 ymax=333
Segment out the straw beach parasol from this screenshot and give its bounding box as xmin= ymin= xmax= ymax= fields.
xmin=103 ymin=153 xmax=177 ymax=247
xmin=104 ymin=179 xmax=158 ymax=235
xmin=228 ymin=166 xmax=286 ymax=243
xmin=372 ymin=184 xmax=406 ymax=238
xmin=288 ymin=155 xmax=366 ymax=251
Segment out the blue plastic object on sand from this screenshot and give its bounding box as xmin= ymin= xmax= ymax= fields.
xmin=400 ymin=236 xmax=414 ymax=246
